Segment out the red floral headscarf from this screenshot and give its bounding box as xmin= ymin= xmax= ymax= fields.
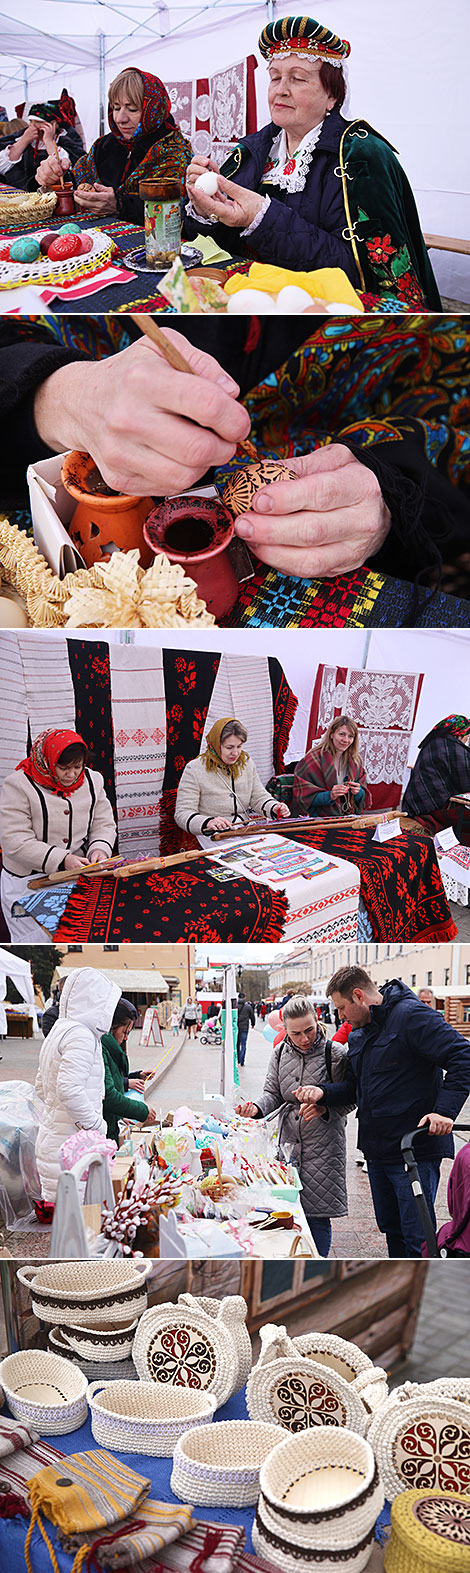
xmin=108 ymin=70 xmax=173 ymax=145
xmin=419 ymin=715 xmax=470 ymax=750
xmin=16 ymin=729 xmax=87 ymax=796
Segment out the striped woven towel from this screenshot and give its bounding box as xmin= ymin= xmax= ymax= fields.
xmin=67 ymin=1497 xmax=195 ymax=1568
xmin=26 ymin=1449 xmax=152 ymax=1573
xmin=0 ymin=1416 xmax=39 ymax=1458
xmin=88 ymin=1515 xmax=243 ymax=1571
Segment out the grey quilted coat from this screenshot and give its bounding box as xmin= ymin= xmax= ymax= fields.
xmin=254 ymin=1032 xmax=351 ymax=1218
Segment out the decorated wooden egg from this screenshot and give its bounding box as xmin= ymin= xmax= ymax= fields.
xmin=0 ymin=244 xmax=11 ymax=261
xmin=59 ymin=221 xmax=81 ymax=234
xmin=10 ymin=237 xmax=40 ymax=262
xmin=221 ymin=459 xmax=298 ymax=517
xmin=47 ymin=234 xmax=82 ymax=261
xmin=79 ymin=233 xmax=94 ymax=254
xmin=39 ymin=233 xmax=58 ymax=255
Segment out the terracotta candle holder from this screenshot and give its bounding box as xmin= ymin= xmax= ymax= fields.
xmin=144 ymin=494 xmax=239 ymax=619
xmin=50 ymin=184 xmax=76 ymax=217
xmin=61 ymin=451 xmax=154 ymax=569
xmin=221 ymin=458 xmax=298 ymax=518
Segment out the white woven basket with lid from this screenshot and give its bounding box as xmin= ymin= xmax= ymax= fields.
xmin=246 ymin=1324 xmax=367 ymax=1437
xmin=293 ymin=1332 xmax=388 ymax=1415
xmin=87 ymin=1378 xmax=215 ymax=1455
xmin=367 ymin=1389 xmax=470 ymax=1501
xmin=0 ymin=1350 xmax=88 ymax=1434
xmin=171 ymin=1419 xmax=282 ymax=1506
xmin=253 ymin=1426 xmax=384 ymax=1573
xmin=17 ymin=1260 xmax=153 ymax=1325
xmin=132 ymin=1302 xmax=235 ymax=1406
xmin=177 ymin=1293 xmax=252 ymax=1391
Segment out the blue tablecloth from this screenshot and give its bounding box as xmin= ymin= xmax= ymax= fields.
xmin=0 ymin=1383 xmax=391 ymax=1571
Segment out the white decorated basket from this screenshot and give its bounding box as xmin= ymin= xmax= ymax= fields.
xmin=88 ymin=1378 xmax=216 ymax=1455
xmin=246 ymin=1326 xmax=367 ymax=1437
xmin=17 ymin=1260 xmax=153 ymax=1326
xmin=0 ymin=226 xmax=114 ymax=290
xmin=177 ymin=1294 xmax=252 ymax=1391
xmin=0 ymin=1350 xmax=88 ymax=1434
xmin=367 ymin=1389 xmax=470 ymax=1502
xmin=253 ymin=1426 xmax=384 ymax=1573
xmin=57 ymin=1318 xmax=139 ymax=1363
xmin=293 ymin=1332 xmax=388 ymax=1415
xmin=132 ymin=1302 xmax=235 ymax=1406
xmin=171 ymin=1419 xmax=282 ymax=1507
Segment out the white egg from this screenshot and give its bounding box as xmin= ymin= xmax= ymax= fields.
xmin=227 ymin=289 xmax=277 ymax=314
xmin=275 ymin=285 xmax=314 ymax=314
xmin=325 ymin=301 xmax=362 ymax=314
xmin=194 ymin=170 xmax=220 ymax=196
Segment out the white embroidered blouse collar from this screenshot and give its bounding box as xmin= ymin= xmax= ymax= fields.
xmin=263 ymin=119 xmax=325 ymax=192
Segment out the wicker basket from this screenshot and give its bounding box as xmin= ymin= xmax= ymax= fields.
xmin=367 ymin=1391 xmax=470 ymax=1502
xmin=0 ymin=1350 xmax=88 ymax=1435
xmin=17 ymin=1260 xmax=153 ymax=1326
xmin=0 ymin=190 xmax=57 ymax=228
xmin=177 ymin=1294 xmax=252 ymax=1391
xmin=171 ymin=1419 xmax=282 ymax=1507
xmin=58 ymin=1318 xmax=139 ymax=1363
xmin=132 ymin=1303 xmax=235 ymax=1406
xmin=48 ymin=1327 xmax=138 ymax=1385
xmin=293 ymin=1332 xmax=388 ymax=1415
xmin=87 ymin=1378 xmax=216 ymax=1455
xmin=253 ymin=1426 xmax=384 ymax=1573
xmin=384 ymin=1488 xmax=470 ymax=1572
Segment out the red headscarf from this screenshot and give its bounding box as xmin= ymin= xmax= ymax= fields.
xmin=108 ymin=69 xmax=173 ymax=145
xmin=16 ymin=729 xmax=87 ymax=796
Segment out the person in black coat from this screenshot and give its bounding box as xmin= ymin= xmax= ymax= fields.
xmin=296 ymin=964 xmax=470 ymax=1258
xmin=237 ymin=994 xmax=256 ymax=1067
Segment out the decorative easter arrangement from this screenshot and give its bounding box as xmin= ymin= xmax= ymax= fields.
xmin=0 ymin=224 xmax=114 ymax=289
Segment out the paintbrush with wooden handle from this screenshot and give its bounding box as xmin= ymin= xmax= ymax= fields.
xmin=130 ymin=315 xmax=257 ymax=460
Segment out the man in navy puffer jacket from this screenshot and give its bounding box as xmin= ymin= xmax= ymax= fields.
xmin=296 ymin=965 xmax=470 ymax=1258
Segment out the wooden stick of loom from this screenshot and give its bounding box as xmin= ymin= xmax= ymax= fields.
xmin=130 ymin=315 xmax=258 ymax=460
xmin=28 ymin=848 xmax=206 ymax=889
xmin=209 ymin=809 xmax=414 ymax=841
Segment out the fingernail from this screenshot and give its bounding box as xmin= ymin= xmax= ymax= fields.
xmin=236 ymin=519 xmax=253 ymax=539
xmin=217 ymin=374 xmax=238 ymax=393
xmin=253 ymin=492 xmax=273 ymax=512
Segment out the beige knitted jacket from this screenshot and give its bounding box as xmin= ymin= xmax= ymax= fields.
xmin=175 ymin=754 xmax=281 ymax=837
xmin=0 ymin=768 xmax=116 ymax=876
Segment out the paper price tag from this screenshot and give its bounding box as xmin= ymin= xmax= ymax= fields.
xmin=434 ymin=826 xmax=459 ymax=852
xmin=372 ymin=819 xmax=402 ymax=844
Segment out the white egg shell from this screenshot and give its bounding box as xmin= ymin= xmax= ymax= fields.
xmin=325 ymin=301 xmax=362 ymax=314
xmin=227 ymin=289 xmax=277 ymax=314
xmin=194 ymin=170 xmax=219 ymax=196
xmin=275 ymin=284 xmax=313 ymax=313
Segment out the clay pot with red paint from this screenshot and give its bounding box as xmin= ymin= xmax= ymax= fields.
xmin=61 ymin=450 xmax=154 ymax=568
xmin=50 ymin=184 xmax=76 ymax=217
xmin=144 ymin=494 xmax=239 ymax=619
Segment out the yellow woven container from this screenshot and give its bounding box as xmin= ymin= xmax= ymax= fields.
xmin=385 ymin=1489 xmax=470 ymax=1572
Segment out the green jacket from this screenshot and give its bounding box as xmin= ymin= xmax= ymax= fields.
xmin=102 ymin=1032 xmax=149 ymax=1143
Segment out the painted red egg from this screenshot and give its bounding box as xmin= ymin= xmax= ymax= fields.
xmin=39 ymin=232 xmax=58 ymax=255
xmin=0 ymin=244 xmax=11 ymax=261
xmin=79 ymin=233 xmax=94 ymax=254
xmin=47 ymin=234 xmax=83 ymax=261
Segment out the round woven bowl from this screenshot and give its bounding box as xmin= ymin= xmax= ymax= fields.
xmin=60 ymin=1318 xmax=139 ymax=1363
xmin=171 ymin=1419 xmax=282 ymax=1507
xmin=246 ymin=1355 xmax=368 ymax=1437
xmin=384 ymin=1488 xmax=470 ymax=1572
xmin=293 ymin=1333 xmax=388 ymax=1415
xmin=0 ymin=190 xmax=57 ymax=229
xmin=0 ymin=1350 xmax=88 ymax=1435
xmin=254 ymin=1427 xmax=384 ymax=1573
xmin=17 ymin=1260 xmax=152 ymax=1326
xmin=88 ymin=1379 xmax=216 ymax=1455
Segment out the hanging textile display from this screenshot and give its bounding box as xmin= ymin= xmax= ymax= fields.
xmin=166 ymin=56 xmax=257 ymax=164
xmin=308 ymin=665 xmax=424 ymax=810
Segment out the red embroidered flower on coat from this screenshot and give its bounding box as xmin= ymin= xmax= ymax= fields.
xmin=366 ymin=235 xmax=395 ymax=265
xmin=283 ymin=158 xmax=296 ymax=175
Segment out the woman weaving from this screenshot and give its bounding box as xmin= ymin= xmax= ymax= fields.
xmin=175 ymin=718 xmax=291 ymax=841
xmin=184 ymin=14 xmax=440 ymax=308
xmin=0 ymin=729 xmax=116 ymax=939
xmin=292 ymin=715 xmax=370 ymax=818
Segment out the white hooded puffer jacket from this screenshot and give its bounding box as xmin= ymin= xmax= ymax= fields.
xmin=35 ymin=968 xmax=121 ymax=1202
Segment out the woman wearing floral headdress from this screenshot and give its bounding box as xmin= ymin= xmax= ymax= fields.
xmin=185 ymin=13 xmax=440 ymax=308
xmin=0 ymin=90 xmax=84 ymax=192
xmin=175 ymin=718 xmax=291 ymax=841
xmin=402 ymin=716 xmax=470 ymax=835
xmin=38 ymin=67 xmax=191 ymax=225
xmin=0 ymin=729 xmax=116 ymax=938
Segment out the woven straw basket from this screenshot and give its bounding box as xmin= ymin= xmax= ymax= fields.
xmin=178 ymin=1294 xmax=252 ymax=1391
xmin=384 ymin=1488 xmax=470 ymax=1572
xmin=88 ymin=1379 xmax=216 ymax=1455
xmin=0 ymin=190 xmax=57 ymax=228
xmin=253 ymin=1426 xmax=384 ymax=1573
xmin=132 ymin=1303 xmax=235 ymax=1406
xmin=293 ymin=1332 xmax=388 ymax=1415
xmin=0 ymin=1350 xmax=88 ymax=1434
xmin=17 ymin=1260 xmax=153 ymax=1326
xmin=367 ymin=1391 xmax=470 ymax=1502
xmin=171 ymin=1420 xmax=282 ymax=1507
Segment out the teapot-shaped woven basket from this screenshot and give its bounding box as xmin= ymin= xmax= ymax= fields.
xmin=177 ymin=1293 xmax=252 ymax=1390
xmin=246 ymin=1324 xmax=367 ymax=1437
xmin=367 ymin=1386 xmax=470 ymax=1502
xmin=253 ymin=1425 xmax=384 ymax=1573
xmin=292 ymin=1331 xmax=388 ymax=1415
xmin=132 ymin=1300 xmax=236 ymax=1406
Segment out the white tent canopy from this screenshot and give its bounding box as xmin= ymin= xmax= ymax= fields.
xmin=0 ymin=945 xmax=35 ymax=1033
xmin=1 ymin=0 xmax=469 ymax=300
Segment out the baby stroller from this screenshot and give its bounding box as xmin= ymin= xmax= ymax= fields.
xmin=200 ymin=1014 xmax=222 ymax=1047
xmin=401 ymin=1123 xmax=470 ymax=1257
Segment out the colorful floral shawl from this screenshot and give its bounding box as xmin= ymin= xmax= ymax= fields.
xmin=292 ymin=744 xmax=370 ymax=817
xmin=73 ymin=70 xmax=191 ymax=202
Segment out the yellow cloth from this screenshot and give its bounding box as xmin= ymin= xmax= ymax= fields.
xmin=193 ymin=232 xmax=232 ymax=265
xmin=224 ymin=262 xmax=363 ymax=309
xmin=27 ymin=1450 xmax=150 ymax=1534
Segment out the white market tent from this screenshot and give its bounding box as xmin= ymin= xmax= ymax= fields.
xmin=0 ymin=945 xmax=35 ymax=1032
xmin=1 ymin=0 xmax=469 ymax=300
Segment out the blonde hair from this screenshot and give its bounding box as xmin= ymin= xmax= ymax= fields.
xmin=108 ymin=69 xmax=144 ymax=113
xmin=314 ymin=714 xmax=361 ymax=769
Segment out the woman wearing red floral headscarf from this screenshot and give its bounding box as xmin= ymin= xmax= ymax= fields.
xmin=38 ymin=66 xmax=191 ymax=225
xmin=402 ymin=715 xmax=470 ymax=837
xmin=0 ymin=729 xmax=116 ymax=938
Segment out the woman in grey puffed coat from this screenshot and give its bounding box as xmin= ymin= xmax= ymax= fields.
xmin=238 ymin=993 xmax=352 ymax=1257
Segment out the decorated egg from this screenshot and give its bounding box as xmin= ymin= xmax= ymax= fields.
xmin=222 ymin=459 xmax=298 ymax=517
xmin=276 ymin=284 xmax=314 ymax=314
xmin=79 ymin=233 xmax=94 ymax=254
xmin=226 ymin=288 xmax=277 ymax=315
xmin=39 ymin=232 xmax=58 ymax=255
xmin=0 ymin=244 xmax=11 ymax=261
xmin=194 ymin=169 xmax=219 ymax=196
xmin=47 ymin=234 xmax=83 ymax=261
xmin=59 ymin=221 xmax=81 ymax=234
xmin=10 ymin=237 xmax=40 ymax=263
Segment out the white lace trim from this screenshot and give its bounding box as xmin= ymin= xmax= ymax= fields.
xmin=262 ymin=121 xmax=324 ymax=193
xmin=185 ymin=197 xmax=216 ymax=226
xmin=241 ymin=195 xmax=271 ymax=237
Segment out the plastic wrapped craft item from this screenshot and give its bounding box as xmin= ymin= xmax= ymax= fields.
xmin=0 ymin=1080 xmax=42 ymax=1231
xmin=384 ymin=1488 xmax=470 ymax=1572
xmin=171 ymin=1419 xmax=282 ymax=1506
xmin=88 ymin=1378 xmax=215 ymax=1455
xmin=253 ymin=1426 xmax=383 ymax=1573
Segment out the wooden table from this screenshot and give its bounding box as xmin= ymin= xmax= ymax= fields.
xmin=5 ymin=1013 xmax=32 ymax=1039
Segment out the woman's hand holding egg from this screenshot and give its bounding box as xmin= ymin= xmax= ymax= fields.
xmin=234 ymin=444 xmax=391 ymax=578
xmin=186 ymin=154 xmax=222 ymax=216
